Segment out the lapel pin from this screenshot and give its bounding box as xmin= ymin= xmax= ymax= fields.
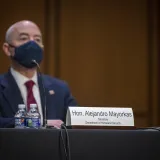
xmin=49 ymin=90 xmax=55 ymax=95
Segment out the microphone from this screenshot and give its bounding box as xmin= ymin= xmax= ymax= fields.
xmin=32 ymin=60 xmax=47 ymax=128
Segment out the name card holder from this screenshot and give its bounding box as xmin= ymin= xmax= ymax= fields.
xmin=66 ymin=107 xmax=136 ymax=130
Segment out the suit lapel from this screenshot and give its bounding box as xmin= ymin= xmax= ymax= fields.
xmin=1 ymin=71 xmax=55 ymax=120
xmin=1 ymin=70 xmax=24 ymax=114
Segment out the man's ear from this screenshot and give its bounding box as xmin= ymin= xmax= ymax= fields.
xmin=3 ymin=43 xmax=11 ymax=56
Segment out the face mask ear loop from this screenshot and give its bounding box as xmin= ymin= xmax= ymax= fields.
xmin=6 ymin=43 xmax=16 ymax=57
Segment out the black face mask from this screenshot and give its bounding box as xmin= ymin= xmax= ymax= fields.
xmin=10 ymin=41 xmax=43 ymax=68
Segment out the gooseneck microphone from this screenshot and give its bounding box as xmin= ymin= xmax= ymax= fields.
xmin=32 ymin=60 xmax=71 ymax=160
xmin=32 ymin=60 xmax=47 ymax=128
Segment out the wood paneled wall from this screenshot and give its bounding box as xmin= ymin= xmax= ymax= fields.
xmin=0 ymin=0 xmax=45 ymax=72
xmin=0 ymin=0 xmax=159 ymax=127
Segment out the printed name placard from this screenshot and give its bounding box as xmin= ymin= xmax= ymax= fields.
xmin=66 ymin=107 xmax=134 ymax=126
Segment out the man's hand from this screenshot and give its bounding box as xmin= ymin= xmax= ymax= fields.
xmin=47 ymin=120 xmax=64 ymax=129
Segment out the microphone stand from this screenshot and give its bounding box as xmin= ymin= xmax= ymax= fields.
xmin=32 ymin=60 xmax=47 ymax=129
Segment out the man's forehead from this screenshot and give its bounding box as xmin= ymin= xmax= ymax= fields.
xmin=5 ymin=21 xmax=42 ymax=42
xmin=14 ymin=23 xmax=41 ymax=36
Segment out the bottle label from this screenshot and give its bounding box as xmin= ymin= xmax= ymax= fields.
xmin=26 ymin=118 xmax=41 ymax=128
xmin=15 ymin=118 xmax=25 ymax=128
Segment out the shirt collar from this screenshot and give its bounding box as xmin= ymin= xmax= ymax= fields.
xmin=10 ymin=67 xmax=38 ymax=86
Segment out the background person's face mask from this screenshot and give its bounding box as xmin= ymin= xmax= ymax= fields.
xmin=10 ymin=41 xmax=43 ymax=68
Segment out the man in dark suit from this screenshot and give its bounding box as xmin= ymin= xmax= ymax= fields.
xmin=0 ymin=20 xmax=77 ymax=128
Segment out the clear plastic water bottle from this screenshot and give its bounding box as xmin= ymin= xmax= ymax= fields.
xmin=15 ymin=104 xmax=26 ymax=128
xmin=26 ymin=104 xmax=41 ymax=128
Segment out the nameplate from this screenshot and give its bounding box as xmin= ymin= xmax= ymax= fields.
xmin=66 ymin=107 xmax=134 ymax=126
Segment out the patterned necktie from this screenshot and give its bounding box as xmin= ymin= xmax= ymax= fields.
xmin=25 ymin=80 xmax=37 ymax=111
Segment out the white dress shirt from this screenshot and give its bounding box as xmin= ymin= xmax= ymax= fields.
xmin=10 ymin=67 xmax=43 ymax=125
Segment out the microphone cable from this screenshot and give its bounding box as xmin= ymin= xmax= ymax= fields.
xmin=60 ymin=125 xmax=68 ymax=160
xmin=136 ymin=127 xmax=160 ymax=131
xmin=60 ymin=123 xmax=71 ymax=160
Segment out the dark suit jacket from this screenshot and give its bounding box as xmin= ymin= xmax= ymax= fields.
xmin=0 ymin=70 xmax=77 ymax=128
